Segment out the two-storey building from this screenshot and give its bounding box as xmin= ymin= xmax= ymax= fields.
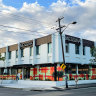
xmin=0 ymin=33 xmax=96 ymax=81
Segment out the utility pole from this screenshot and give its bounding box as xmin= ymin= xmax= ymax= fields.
xmin=56 ymin=17 xmax=77 ymax=88
xmin=56 ymin=17 xmax=68 ymax=88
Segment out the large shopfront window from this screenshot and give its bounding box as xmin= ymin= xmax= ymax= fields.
xmin=11 ymin=69 xmax=17 ymax=75
xmin=66 ymin=64 xmax=76 ymax=74
xmin=78 ymin=65 xmax=89 ymax=74
xmin=0 ymin=68 xmax=4 ymax=75
xmin=3 ymin=68 xmax=9 ymax=75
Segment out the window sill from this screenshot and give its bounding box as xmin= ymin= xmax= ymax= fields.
xmin=29 ymin=56 xmax=33 ymax=60
xmin=36 ymin=55 xmax=40 ymax=59
xmin=75 ymin=54 xmax=80 ymax=55
xmin=15 ymin=58 xmax=18 ymax=61
xmin=48 ymin=53 xmax=52 ymax=56
xmin=8 ymin=59 xmax=11 ymax=61
xmin=21 ymin=57 xmax=24 ymax=61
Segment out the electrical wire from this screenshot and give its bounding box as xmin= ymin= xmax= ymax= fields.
xmin=0 ymin=28 xmax=48 ymax=36
xmin=0 ymin=10 xmax=56 ymax=29
xmin=0 ymin=24 xmax=50 ymax=35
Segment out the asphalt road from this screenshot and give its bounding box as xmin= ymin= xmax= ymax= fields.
xmin=0 ymin=87 xmax=96 ymax=96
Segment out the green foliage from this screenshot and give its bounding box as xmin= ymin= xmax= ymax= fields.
xmin=34 ymin=78 xmax=43 ymax=81
xmin=0 ymin=53 xmax=5 ymax=61
xmin=53 ymin=71 xmax=64 ymax=81
xmin=70 ymin=78 xmax=74 ymax=80
xmin=78 ymin=78 xmax=82 ymax=80
xmin=91 ymin=47 xmax=96 ymax=57
xmin=45 ymin=79 xmax=51 ymax=81
xmin=90 ymin=47 xmax=96 ymax=64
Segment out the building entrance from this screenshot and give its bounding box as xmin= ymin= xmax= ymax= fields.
xmin=24 ymin=68 xmax=30 ymax=79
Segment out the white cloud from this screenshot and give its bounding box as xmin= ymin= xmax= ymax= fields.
xmin=0 ymin=0 xmax=2 ymax=3
xmin=20 ymin=2 xmax=44 ymax=13
xmin=0 ymin=0 xmax=96 ymax=47
xmin=81 ymin=29 xmax=96 ymax=41
xmin=50 ymin=0 xmax=66 ymax=12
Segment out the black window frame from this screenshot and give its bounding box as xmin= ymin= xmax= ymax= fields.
xmin=75 ymin=44 xmax=80 ymax=54
xmin=21 ymin=49 xmax=24 ymax=57
xmin=16 ymin=50 xmax=18 ymax=58
xmin=30 ymin=47 xmax=33 ymax=56
xmin=65 ymin=42 xmax=69 ymax=53
xmin=48 ymin=43 xmax=52 ymax=54
xmin=36 ymin=45 xmax=40 ymax=55
xmin=8 ymin=51 xmax=11 ymax=59
xmin=83 ymin=46 xmax=85 ymax=55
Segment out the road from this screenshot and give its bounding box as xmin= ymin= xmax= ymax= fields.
xmin=0 ymin=87 xmax=96 ymax=96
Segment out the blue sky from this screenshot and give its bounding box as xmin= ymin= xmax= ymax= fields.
xmin=3 ymin=0 xmax=57 ymax=9
xmin=0 ymin=0 xmax=96 ymax=47
xmin=3 ymin=0 xmax=86 ymax=9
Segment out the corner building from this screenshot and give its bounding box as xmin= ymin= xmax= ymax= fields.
xmin=0 ymin=33 xmax=96 ymax=81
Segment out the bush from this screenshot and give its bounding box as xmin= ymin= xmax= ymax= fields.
xmin=53 ymin=71 xmax=64 ymax=81
xmin=45 ymin=79 xmax=51 ymax=81
xmin=70 ymin=78 xmax=74 ymax=80
xmin=34 ymin=78 xmax=39 ymax=80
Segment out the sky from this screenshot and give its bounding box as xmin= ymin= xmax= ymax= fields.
xmin=0 ymin=0 xmax=96 ymax=47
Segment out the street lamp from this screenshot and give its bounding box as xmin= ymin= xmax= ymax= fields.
xmin=61 ymin=21 xmax=77 ymax=33
xmin=57 ymin=19 xmax=77 ymax=88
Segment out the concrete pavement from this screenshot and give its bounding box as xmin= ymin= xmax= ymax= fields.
xmin=0 ymin=80 xmax=96 ymax=91
xmin=1 ymin=83 xmax=96 ymax=91
xmin=0 ymin=86 xmax=96 ymax=96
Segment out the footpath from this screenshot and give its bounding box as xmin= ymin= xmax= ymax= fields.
xmin=0 ymin=80 xmax=96 ymax=91
xmin=52 ymin=83 xmax=96 ymax=91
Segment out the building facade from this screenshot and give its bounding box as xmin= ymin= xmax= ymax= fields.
xmin=0 ymin=33 xmax=96 ymax=81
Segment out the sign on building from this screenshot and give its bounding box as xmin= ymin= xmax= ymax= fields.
xmin=60 ymin=64 xmax=66 ymax=70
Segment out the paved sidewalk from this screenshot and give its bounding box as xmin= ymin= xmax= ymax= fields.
xmin=0 ymin=80 xmax=96 ymax=91
xmin=0 ymin=83 xmax=96 ymax=91
xmin=52 ymin=83 xmax=96 ymax=91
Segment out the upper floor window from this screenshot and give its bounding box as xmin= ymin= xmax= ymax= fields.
xmin=0 ymin=53 xmax=1 ymax=58
xmin=48 ymin=43 xmax=52 ymax=54
xmin=36 ymin=45 xmax=40 ymax=55
xmin=75 ymin=44 xmax=79 ymax=54
xmin=90 ymin=47 xmax=94 ymax=57
xmin=16 ymin=50 xmax=18 ymax=58
xmin=83 ymin=46 xmax=85 ymax=55
xmin=4 ymin=52 xmax=6 ymax=58
xmin=9 ymin=51 xmax=11 ymax=59
xmin=65 ymin=43 xmax=69 ymax=53
xmin=21 ymin=49 xmax=24 ymax=57
xmin=30 ymin=47 xmax=33 ymax=56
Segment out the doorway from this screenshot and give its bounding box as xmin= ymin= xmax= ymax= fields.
xmin=24 ymin=68 xmax=30 ymax=79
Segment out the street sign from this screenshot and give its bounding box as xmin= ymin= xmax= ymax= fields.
xmin=60 ymin=64 xmax=66 ymax=70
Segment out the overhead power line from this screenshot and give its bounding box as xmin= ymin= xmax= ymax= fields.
xmin=0 ymin=10 xmax=56 ymax=29
xmin=0 ymin=24 xmax=50 ymax=35
xmin=0 ymin=28 xmax=46 ymax=36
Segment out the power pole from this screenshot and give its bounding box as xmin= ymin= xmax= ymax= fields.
xmin=56 ymin=17 xmax=68 ymax=88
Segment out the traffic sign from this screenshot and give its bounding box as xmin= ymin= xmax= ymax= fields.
xmin=60 ymin=64 xmax=66 ymax=70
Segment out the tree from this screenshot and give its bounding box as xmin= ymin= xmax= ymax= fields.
xmin=53 ymin=71 xmax=64 ymax=81
xmin=90 ymin=47 xmax=96 ymax=64
xmin=0 ymin=53 xmax=5 ymax=61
